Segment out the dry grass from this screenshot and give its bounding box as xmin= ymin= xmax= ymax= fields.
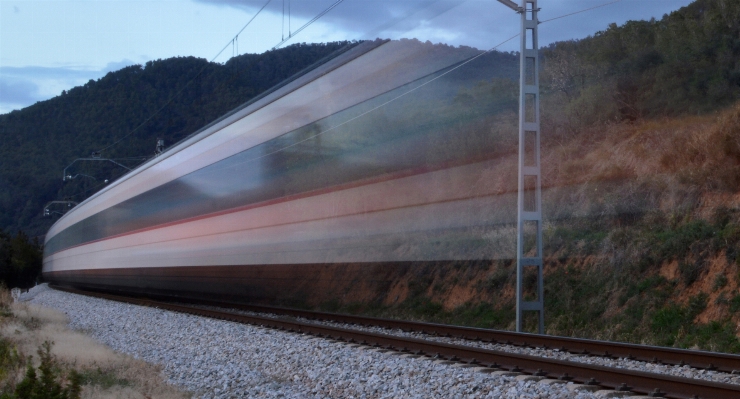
xmin=0 ymin=287 xmax=12 ymax=313
xmin=538 ymin=103 xmax=740 ymax=222
xmin=1 ymin=296 xmax=190 ymax=399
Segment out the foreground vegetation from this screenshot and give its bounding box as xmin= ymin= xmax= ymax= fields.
xmin=0 ymin=288 xmax=188 ymax=398
xmin=0 ymin=231 xmax=42 ymax=290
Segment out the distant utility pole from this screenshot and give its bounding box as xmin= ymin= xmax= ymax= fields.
xmin=497 ymin=0 xmax=543 ymax=334
xmin=62 ymin=152 xmax=131 ymax=181
xmin=43 ymin=200 xmax=79 ymax=217
xmin=155 ymin=138 xmax=165 ymax=156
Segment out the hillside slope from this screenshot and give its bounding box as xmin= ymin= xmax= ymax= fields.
xmin=0 ymin=41 xmax=517 ymax=238
xmin=2 ymin=0 xmax=740 ymax=351
xmin=279 ymin=0 xmax=740 ymax=351
xmin=0 ymin=42 xmax=355 ymax=236
xmin=305 ymin=102 xmax=740 ymax=352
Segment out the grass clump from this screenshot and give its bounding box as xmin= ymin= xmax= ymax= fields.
xmin=7 ymin=341 xmax=82 ymax=399
xmin=0 ymin=286 xmax=189 ymax=399
xmin=713 ymin=274 xmax=728 ymax=291
xmin=76 ymin=368 xmax=129 ymax=390
xmin=729 ymin=295 xmax=740 ymax=314
xmin=0 ymin=337 xmax=23 ymax=393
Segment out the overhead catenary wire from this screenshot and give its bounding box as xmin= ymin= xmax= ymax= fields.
xmin=539 ymin=0 xmax=622 ymax=24
xmin=95 ymin=0 xmax=273 ymax=155
xmin=67 ymin=180 xmax=111 ymax=199
xmin=238 ymin=0 xmax=626 ymax=166
xmin=241 ymin=33 xmax=520 ymax=169
xmin=69 ymin=0 xmax=625 ymax=202
xmin=272 ymin=0 xmax=345 ymax=50
xmin=96 ymin=0 xmax=622 ymax=159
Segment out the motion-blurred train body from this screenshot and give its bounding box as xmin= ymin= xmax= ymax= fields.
xmin=43 ymin=39 xmax=519 ymax=304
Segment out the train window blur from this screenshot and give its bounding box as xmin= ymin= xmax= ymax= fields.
xmin=44 ymin=39 xmax=520 ymax=263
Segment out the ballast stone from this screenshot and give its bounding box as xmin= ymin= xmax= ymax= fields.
xmin=31 ymin=288 xmax=603 ymax=398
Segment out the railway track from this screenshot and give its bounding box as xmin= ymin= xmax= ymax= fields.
xmin=186 ymin=299 xmax=740 ymax=374
xmin=53 ymin=286 xmax=740 ymax=399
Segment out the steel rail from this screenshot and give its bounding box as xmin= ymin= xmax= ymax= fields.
xmin=123 ymin=292 xmax=740 ymax=374
xmin=52 ymin=286 xmax=740 ymax=399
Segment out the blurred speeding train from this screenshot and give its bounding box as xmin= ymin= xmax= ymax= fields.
xmin=43 ymin=39 xmax=522 ymax=305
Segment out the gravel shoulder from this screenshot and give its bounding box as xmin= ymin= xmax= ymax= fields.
xmin=3 ymin=284 xmax=188 ymax=399
xmin=27 ymin=287 xmax=610 ymax=399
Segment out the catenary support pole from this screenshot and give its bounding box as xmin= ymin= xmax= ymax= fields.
xmin=515 ymin=0 xmax=543 ymax=334
xmin=496 ymin=0 xmax=544 ymax=334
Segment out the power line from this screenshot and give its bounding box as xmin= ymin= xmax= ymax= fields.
xmin=96 ymin=0 xmax=273 ymax=155
xmin=235 ymin=0 xmax=628 ymax=165
xmin=539 ymin=0 xmax=622 ymax=24
xmin=64 ymin=0 xmax=629 ymax=203
xmin=96 ymin=0 xmax=621 ymax=157
xmin=272 ymin=0 xmax=345 ymax=50
xmin=241 ymin=33 xmax=520 ymax=168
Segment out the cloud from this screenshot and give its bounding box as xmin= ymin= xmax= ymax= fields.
xmin=0 ymin=79 xmax=42 ymax=112
xmin=0 ymin=0 xmax=695 ymax=115
xmin=194 ymin=0 xmax=695 ymax=51
xmin=0 ymin=61 xmax=138 ymax=115
xmin=103 ymin=59 xmax=138 ymax=73
xmin=196 ymin=0 xmax=463 ymax=40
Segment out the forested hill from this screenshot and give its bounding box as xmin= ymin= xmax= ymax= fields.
xmin=1 ymin=0 xmax=739 ymax=240
xmin=0 ymin=40 xmax=518 ymax=238
xmin=0 ymin=42 xmax=344 ymax=237
xmin=540 ymin=0 xmax=740 ymax=127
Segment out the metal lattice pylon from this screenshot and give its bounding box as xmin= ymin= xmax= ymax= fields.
xmin=515 ymin=0 xmax=543 ymax=334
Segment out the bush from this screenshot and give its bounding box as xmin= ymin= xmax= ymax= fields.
xmin=3 ymin=341 xmax=81 ymax=399
xmin=730 ymin=294 xmax=740 ymax=313
xmin=0 ymin=336 xmax=23 ymax=392
xmin=0 ymin=231 xmax=43 ymax=289
xmin=713 ymin=274 xmax=728 ymax=291
xmin=678 ymin=261 xmax=703 ymax=286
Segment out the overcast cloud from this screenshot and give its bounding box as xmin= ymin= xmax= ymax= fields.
xmin=0 ymin=60 xmax=138 ymax=114
xmin=195 ymin=0 xmax=696 ymax=50
xmin=1 ymin=0 xmax=695 ymax=115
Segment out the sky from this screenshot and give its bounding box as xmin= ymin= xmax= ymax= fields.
xmin=0 ymin=0 xmax=695 ymax=115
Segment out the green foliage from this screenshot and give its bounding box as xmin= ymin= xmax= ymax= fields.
xmin=544 ymin=264 xmax=611 ymax=336
xmin=678 ymin=261 xmax=702 ymax=286
xmin=542 ymin=0 xmax=740 ymax=127
xmin=0 ymin=42 xmax=358 ymax=238
xmin=2 ymin=341 xmax=81 ymax=399
xmin=77 ymin=368 xmax=128 ymax=390
xmin=647 ymin=291 xmax=740 ymax=351
xmin=0 ymin=336 xmax=23 ymax=392
xmin=0 ymin=230 xmax=42 ymax=289
xmin=651 ymin=220 xmax=715 ymax=261
xmin=531 ymin=206 xmax=740 ymax=350
xmin=651 ymin=293 xmax=708 ymax=346
xmin=730 ymin=294 xmax=740 ymax=313
xmin=713 ymin=274 xmax=728 ymax=291
xmin=0 ymin=40 xmax=518 ymax=239
xmin=388 ymin=297 xmax=515 ymax=331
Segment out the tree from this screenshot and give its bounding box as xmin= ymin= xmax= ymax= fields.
xmin=0 ymin=230 xmax=42 ymax=289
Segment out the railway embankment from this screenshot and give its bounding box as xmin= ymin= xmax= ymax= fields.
xmin=15 ymin=286 xmax=740 ymax=398
xmin=22 ymin=286 xmax=616 ymax=399
xmin=0 ymin=285 xmax=188 ymax=398
xmin=288 ymin=102 xmax=740 ymax=353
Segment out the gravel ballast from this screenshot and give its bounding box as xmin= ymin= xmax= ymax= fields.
xmin=278 ymin=315 xmax=740 ymax=386
xmin=26 ymin=286 xmax=610 ymax=399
